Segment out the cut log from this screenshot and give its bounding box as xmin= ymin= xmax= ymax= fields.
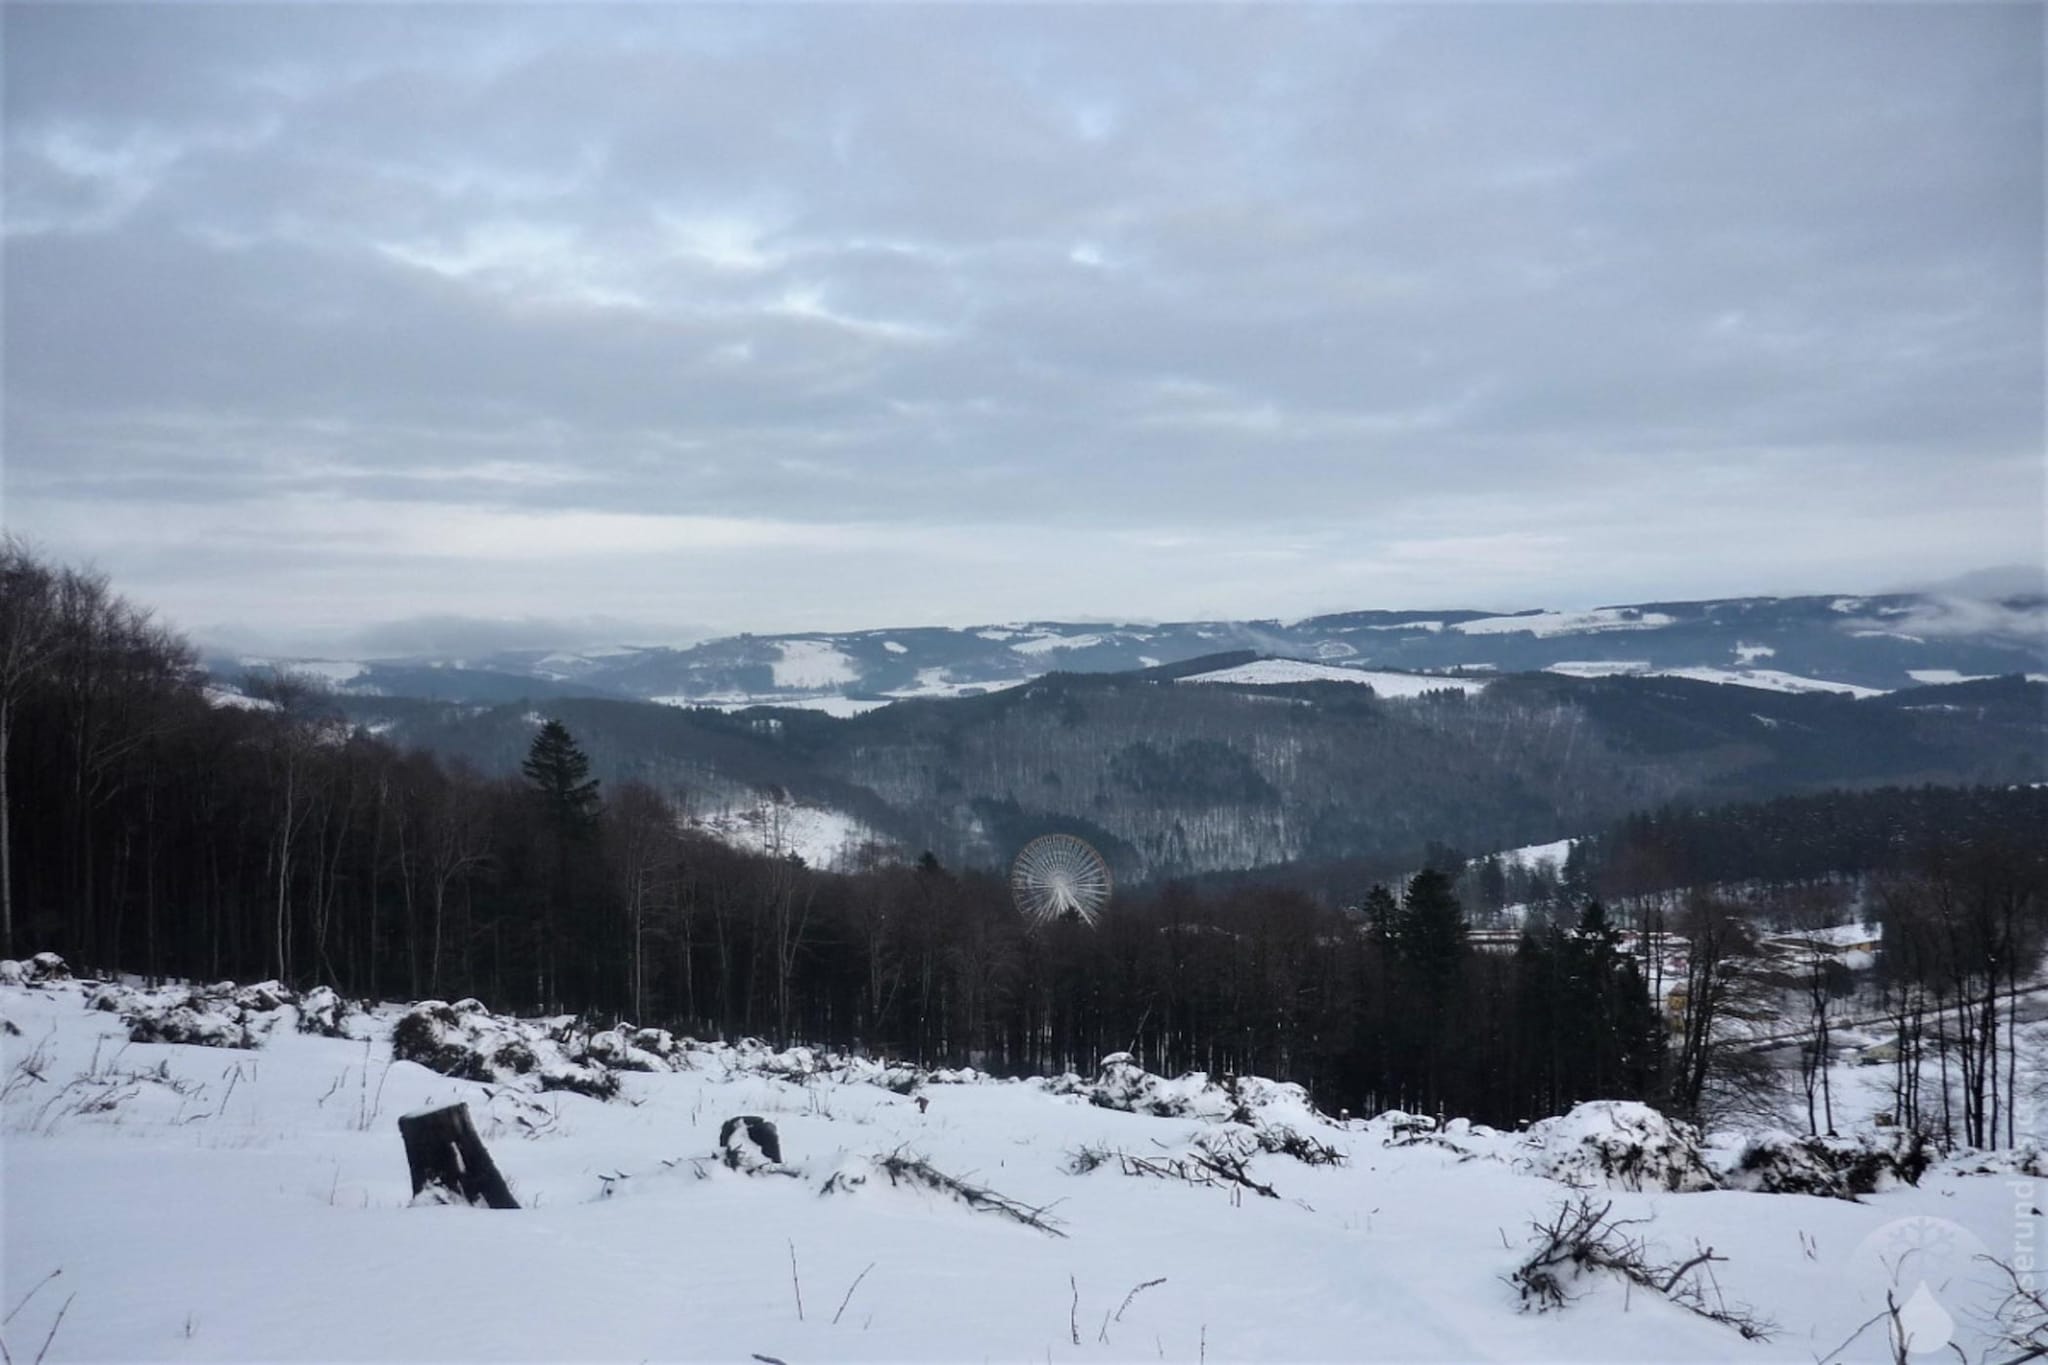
xmin=398 ymin=1102 xmax=519 ymax=1209
xmin=719 ymin=1114 xmax=782 ymax=1169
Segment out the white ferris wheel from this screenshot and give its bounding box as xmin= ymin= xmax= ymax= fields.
xmin=1008 ymin=833 xmax=1112 ymax=927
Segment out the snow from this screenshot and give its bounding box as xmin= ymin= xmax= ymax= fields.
xmin=1493 ymin=837 xmax=1576 ymax=871
xmin=1451 ymin=608 xmax=1678 ymax=638
xmin=1734 ymin=642 xmax=1775 ymax=664
xmin=1178 ymin=659 xmax=1483 ymax=697
xmin=202 ymin=687 xmax=278 ymax=712
xmin=1010 ymin=633 xmax=1106 ymax=656
xmin=1653 ymin=668 xmax=1884 ymax=698
xmin=9 ymin=975 xmax=2048 ymax=1363
xmin=883 ymin=669 xmax=1033 ymax=702
xmin=770 ymin=639 xmax=863 ymax=690
xmin=688 ymin=797 xmax=885 ymax=869
xmin=882 ymin=640 xmax=908 ymax=654
xmin=1544 ymin=663 xmax=1885 ymax=697
xmin=654 ymin=694 xmax=893 ymax=718
xmin=1545 ymin=660 xmax=1651 ymax=678
xmin=1907 ymin=669 xmax=1993 ymax=685
xmin=4 ymin=974 xmax=2045 ymax=1364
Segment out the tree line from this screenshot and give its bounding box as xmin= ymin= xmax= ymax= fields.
xmin=1 ymin=541 xmax=2038 ymax=1140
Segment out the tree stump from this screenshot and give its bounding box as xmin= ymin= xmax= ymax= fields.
xmin=718 ymin=1114 xmax=782 ymax=1169
xmin=398 ymin=1102 xmax=519 ymax=1208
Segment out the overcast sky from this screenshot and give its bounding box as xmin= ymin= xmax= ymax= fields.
xmin=4 ymin=4 xmax=2041 ymax=655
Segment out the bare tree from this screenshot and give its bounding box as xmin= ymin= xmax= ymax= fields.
xmin=1667 ymin=894 xmax=1782 ymax=1126
xmin=0 ymin=538 xmax=58 ymax=957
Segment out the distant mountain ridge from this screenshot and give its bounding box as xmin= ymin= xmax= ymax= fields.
xmin=217 ymin=591 xmax=2047 ymax=710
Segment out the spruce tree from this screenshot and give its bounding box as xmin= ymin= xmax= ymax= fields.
xmin=522 ymin=719 xmax=601 ymax=828
xmin=521 ymin=719 xmax=601 ymax=1007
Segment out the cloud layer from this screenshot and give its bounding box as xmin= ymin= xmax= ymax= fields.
xmin=5 ymin=5 xmax=2041 ymax=649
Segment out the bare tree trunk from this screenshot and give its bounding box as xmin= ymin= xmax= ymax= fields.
xmin=0 ymin=698 xmax=12 ymax=959
xmin=274 ymin=758 xmax=295 ymax=983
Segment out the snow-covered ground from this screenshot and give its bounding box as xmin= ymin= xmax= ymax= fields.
xmin=1494 ymin=837 xmax=1577 ymax=871
xmin=1178 ymin=660 xmax=1483 ymax=697
xmin=4 ymin=969 xmax=2042 ymax=1364
xmin=770 ymin=640 xmax=863 ymax=690
xmin=1544 ymin=662 xmax=1885 ymax=697
xmin=654 ymin=694 xmax=895 ymax=718
xmin=685 ymin=796 xmax=886 ymax=869
xmin=1452 ymin=609 xmax=1678 ymax=638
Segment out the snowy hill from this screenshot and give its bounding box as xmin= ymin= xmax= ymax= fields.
xmin=211 ymin=591 xmax=2047 ymax=710
xmin=5 ymin=968 xmax=2044 ymax=1363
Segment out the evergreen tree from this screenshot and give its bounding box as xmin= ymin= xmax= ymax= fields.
xmin=1361 ymin=883 xmax=1399 ymax=943
xmin=1397 ymin=867 xmax=1466 ymax=987
xmin=522 ymin=719 xmax=601 ymax=827
xmin=522 ymin=719 xmax=602 ymax=1007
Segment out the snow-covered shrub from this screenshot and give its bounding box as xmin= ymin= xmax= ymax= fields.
xmin=1726 ymin=1129 xmax=1929 ymax=1199
xmin=0 ymin=953 xmax=71 ymax=987
xmin=538 ymin=1063 xmax=620 ymax=1101
xmin=579 ymin=1028 xmax=668 ymax=1073
xmin=85 ymin=982 xmax=133 ymax=1012
xmin=232 ymin=980 xmax=294 ymax=1013
xmin=1078 ymin=1054 xmax=1333 ymax=1134
xmin=125 ymin=998 xmax=257 ymax=1049
xmin=390 ymin=1001 xmax=504 ymax=1082
xmin=1521 ymin=1101 xmax=1720 ymax=1193
xmin=491 ymin=1040 xmax=538 ymax=1075
xmin=392 ymin=1001 xmax=628 ymax=1099
xmin=1081 ymin=1054 xmax=1240 ymax=1121
xmin=294 ymin=986 xmax=355 ymax=1038
xmin=629 ymin=1027 xmax=681 ymax=1062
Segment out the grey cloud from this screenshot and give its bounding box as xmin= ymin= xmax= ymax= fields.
xmin=3 ymin=4 xmax=2040 ymax=649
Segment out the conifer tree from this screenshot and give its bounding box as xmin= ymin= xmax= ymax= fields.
xmin=522 ymin=719 xmax=601 ymax=1006
xmin=522 ymin=719 xmax=601 ymax=827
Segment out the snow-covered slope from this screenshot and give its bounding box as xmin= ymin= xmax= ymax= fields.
xmin=206 ymin=591 xmax=2048 ymax=709
xmin=685 ymin=795 xmax=887 ymax=870
xmin=5 ymin=969 xmax=2042 ymax=1364
xmin=1177 ymin=659 xmax=1483 ymax=697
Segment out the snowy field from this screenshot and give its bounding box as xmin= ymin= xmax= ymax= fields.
xmin=684 ymin=797 xmax=884 ymax=869
xmin=1178 ymin=660 xmax=1483 ymax=697
xmin=3 ymin=968 xmax=2043 ymax=1364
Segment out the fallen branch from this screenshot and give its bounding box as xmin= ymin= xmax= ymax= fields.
xmin=1189 ymin=1149 xmax=1279 ymax=1200
xmin=2 ymin=1270 xmax=59 ymax=1327
xmin=32 ymin=1294 xmax=73 ymax=1365
xmin=1510 ymin=1196 xmax=1772 ymax=1341
xmin=833 ymin=1262 xmax=876 ymax=1326
xmin=787 ymin=1239 xmax=804 ymax=1322
xmin=870 ymin=1148 xmax=1066 ymax=1237
xmin=1099 ymin=1277 xmax=1168 ymax=1342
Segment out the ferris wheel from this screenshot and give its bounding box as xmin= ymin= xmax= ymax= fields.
xmin=1009 ymin=833 xmax=1112 ymax=927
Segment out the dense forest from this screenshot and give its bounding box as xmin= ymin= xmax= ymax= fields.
xmin=336 ymin=660 xmax=2048 ymax=882
xmin=3 ymin=541 xmax=2043 ymax=1142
